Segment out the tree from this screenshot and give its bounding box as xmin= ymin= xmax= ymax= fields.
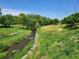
xmin=18 ymin=13 xmax=39 ymax=30
xmin=0 ymin=14 xmax=14 ymax=27
xmin=18 ymin=13 xmax=27 ymax=28
xmin=26 ymin=14 xmax=39 ymax=30
xmin=53 ymin=18 xmax=59 ymax=25
xmin=61 ymin=13 xmax=79 ymax=29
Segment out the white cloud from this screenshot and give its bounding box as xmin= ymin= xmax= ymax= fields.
xmin=2 ymin=8 xmax=27 ymax=15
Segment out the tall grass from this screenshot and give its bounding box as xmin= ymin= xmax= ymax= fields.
xmin=0 ymin=28 xmax=31 ymax=58
xmin=26 ymin=25 xmax=79 ymax=59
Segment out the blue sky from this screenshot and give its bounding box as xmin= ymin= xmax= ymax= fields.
xmin=0 ymin=0 xmax=79 ymax=19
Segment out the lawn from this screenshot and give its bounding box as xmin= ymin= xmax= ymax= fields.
xmin=26 ymin=25 xmax=79 ymax=59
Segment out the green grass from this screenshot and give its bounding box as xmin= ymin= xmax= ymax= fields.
xmin=0 ymin=28 xmax=31 ymax=58
xmin=0 ymin=52 xmax=8 ymax=58
xmin=12 ymin=40 xmax=34 ymax=59
xmin=26 ymin=25 xmax=79 ymax=59
xmin=1 ymin=25 xmax=79 ymax=59
xmin=0 ymin=28 xmax=31 ymax=46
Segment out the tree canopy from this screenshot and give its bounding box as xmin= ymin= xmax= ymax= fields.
xmin=61 ymin=13 xmax=79 ymax=29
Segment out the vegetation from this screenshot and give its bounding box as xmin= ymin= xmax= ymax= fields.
xmin=0 ymin=28 xmax=31 ymax=47
xmin=0 ymin=13 xmax=59 ymax=29
xmin=61 ymin=13 xmax=79 ymax=29
xmin=0 ymin=28 xmax=31 ymax=55
xmin=26 ymin=25 xmax=79 ymax=59
xmin=0 ymin=14 xmax=14 ymax=27
xmin=12 ymin=40 xmax=34 ymax=59
xmin=0 ymin=7 xmax=79 ymax=59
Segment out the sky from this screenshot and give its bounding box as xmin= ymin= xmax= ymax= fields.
xmin=0 ymin=0 xmax=79 ymax=19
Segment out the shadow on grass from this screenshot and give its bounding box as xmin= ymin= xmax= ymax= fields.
xmin=63 ymin=25 xmax=79 ymax=30
xmin=0 ymin=26 xmax=14 ymax=28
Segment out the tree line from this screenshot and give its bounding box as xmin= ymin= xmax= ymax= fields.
xmin=61 ymin=13 xmax=79 ymax=29
xmin=0 ymin=13 xmax=59 ymax=30
xmin=0 ymin=11 xmax=79 ymax=30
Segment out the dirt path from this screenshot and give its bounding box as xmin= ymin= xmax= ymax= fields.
xmin=1 ymin=30 xmax=36 ymax=59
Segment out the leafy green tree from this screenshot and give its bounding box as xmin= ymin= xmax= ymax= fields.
xmin=13 ymin=16 xmax=20 ymax=25
xmin=0 ymin=14 xmax=14 ymax=27
xmin=53 ymin=18 xmax=59 ymax=25
xmin=18 ymin=13 xmax=39 ymax=30
xmin=18 ymin=13 xmax=27 ymax=28
xmin=61 ymin=13 xmax=79 ymax=29
xmin=26 ymin=14 xmax=39 ymax=30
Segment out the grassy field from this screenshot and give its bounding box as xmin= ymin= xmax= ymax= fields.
xmin=26 ymin=25 xmax=79 ymax=59
xmin=0 ymin=28 xmax=31 ymax=58
xmin=0 ymin=28 xmax=31 ymax=46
